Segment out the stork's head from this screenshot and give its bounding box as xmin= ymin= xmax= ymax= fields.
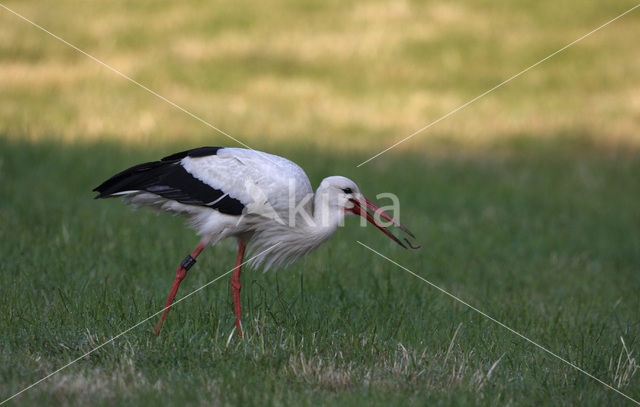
xmin=317 ymin=176 xmax=419 ymax=249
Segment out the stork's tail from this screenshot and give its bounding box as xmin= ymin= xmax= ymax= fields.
xmin=93 ymin=160 xmax=169 ymax=199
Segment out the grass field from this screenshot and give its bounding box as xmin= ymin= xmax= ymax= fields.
xmin=1 ymin=0 xmax=640 ymax=405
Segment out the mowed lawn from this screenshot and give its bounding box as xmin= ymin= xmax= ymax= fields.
xmin=1 ymin=138 xmax=639 ymax=406
xmin=1 ymin=0 xmax=640 ymax=405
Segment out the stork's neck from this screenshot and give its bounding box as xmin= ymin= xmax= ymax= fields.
xmin=246 ymin=186 xmax=344 ymax=271
xmin=309 ymin=188 xmax=344 ymax=235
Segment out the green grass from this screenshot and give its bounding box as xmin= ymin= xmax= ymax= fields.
xmin=2 ymin=0 xmax=640 ymax=404
xmin=0 ymin=136 xmax=639 ymax=406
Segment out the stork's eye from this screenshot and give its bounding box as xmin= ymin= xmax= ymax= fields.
xmin=342 ymin=187 xmax=353 ymax=194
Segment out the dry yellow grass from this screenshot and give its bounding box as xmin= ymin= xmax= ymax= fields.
xmin=1 ymin=0 xmax=639 ymax=153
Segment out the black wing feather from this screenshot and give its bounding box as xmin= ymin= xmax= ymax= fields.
xmin=93 ymin=147 xmax=244 ymax=215
xmin=161 ymin=146 xmax=223 ymax=162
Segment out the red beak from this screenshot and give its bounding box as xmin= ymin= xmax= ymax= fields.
xmin=347 ymin=196 xmax=420 ymax=249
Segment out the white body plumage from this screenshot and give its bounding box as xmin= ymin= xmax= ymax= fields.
xmin=110 ymin=148 xmax=352 ymax=270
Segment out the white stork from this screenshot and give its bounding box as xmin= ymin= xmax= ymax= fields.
xmin=94 ymin=147 xmax=418 ymax=337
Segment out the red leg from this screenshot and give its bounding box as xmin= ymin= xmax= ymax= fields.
xmin=154 ymin=241 xmax=206 ymax=335
xmin=231 ymin=240 xmax=247 ymax=337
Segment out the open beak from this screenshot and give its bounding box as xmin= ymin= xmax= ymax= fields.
xmin=347 ymin=196 xmax=420 ymax=249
